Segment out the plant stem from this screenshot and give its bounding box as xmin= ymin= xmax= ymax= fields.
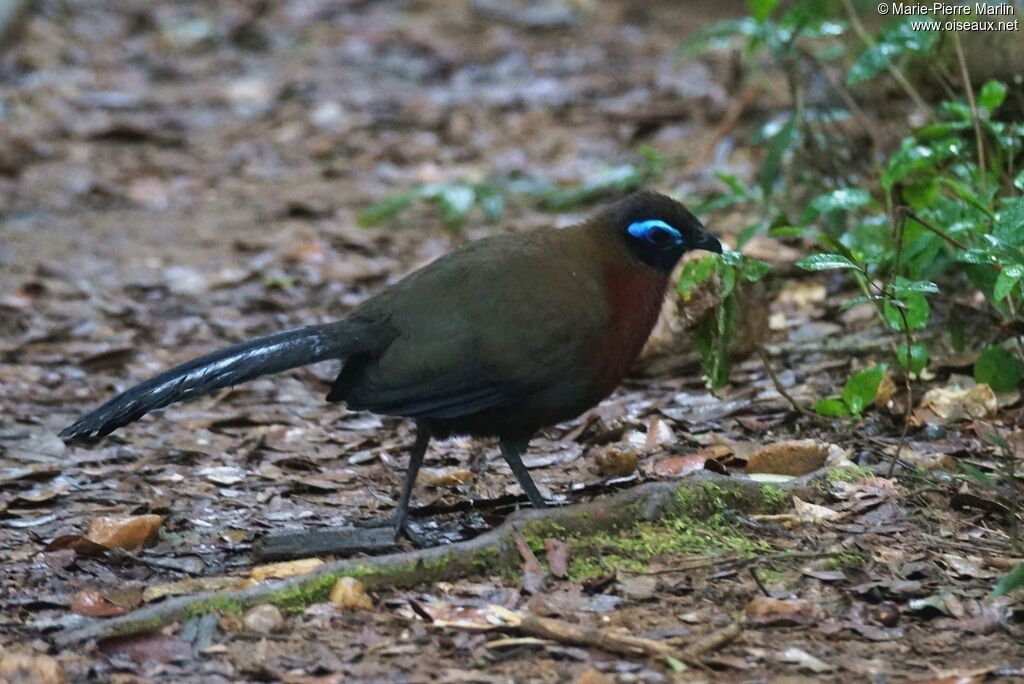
xmin=903 ymin=208 xmax=970 ymax=251
xmin=839 ymin=0 xmax=932 ymax=117
xmin=886 ymin=209 xmax=914 ymax=479
xmin=951 ymin=31 xmax=988 ymax=203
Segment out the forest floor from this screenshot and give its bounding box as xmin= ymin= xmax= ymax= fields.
xmin=1 ymin=1 xmax=1022 ymax=682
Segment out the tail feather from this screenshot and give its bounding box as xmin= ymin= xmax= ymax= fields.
xmin=60 ymin=322 xmax=350 ymax=442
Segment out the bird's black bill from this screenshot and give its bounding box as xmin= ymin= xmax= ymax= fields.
xmin=697 ymin=231 xmax=723 ymax=254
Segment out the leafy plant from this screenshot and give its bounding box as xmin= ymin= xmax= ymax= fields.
xmin=992 ymin=563 xmax=1024 ymax=597
xmin=684 ymin=0 xmax=1024 ymax=402
xmin=677 ymin=252 xmax=771 ymax=390
xmin=813 ymin=364 xmax=888 ymax=418
xmin=357 ymin=147 xmax=666 ymax=231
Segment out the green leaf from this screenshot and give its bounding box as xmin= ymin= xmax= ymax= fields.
xmin=356 ymin=189 xmax=419 ymax=227
xmin=896 ymin=342 xmax=928 ymax=375
xmin=842 ymin=364 xmax=887 ymax=416
xmin=692 ymin=293 xmax=739 ymax=391
xmin=994 ymin=197 xmax=1024 ymax=247
xmin=740 ymin=257 xmax=772 ymax=282
xmin=435 ymin=184 xmax=476 ymax=230
xmin=957 ymin=249 xmax=999 ymax=265
xmin=796 ymin=253 xmax=860 ymax=271
xmin=768 ymin=226 xmax=807 ymax=238
xmin=847 ymin=17 xmax=939 ymax=86
xmin=892 ymin=279 xmax=939 ymax=294
xmin=882 ymin=141 xmax=938 ymax=190
xmin=993 ymin=264 xmax=1024 ymax=303
xmin=475 ymin=184 xmax=506 ymax=221
xmin=676 ymin=18 xmax=759 ymax=57
xmin=809 ymin=188 xmax=872 ymax=216
xmin=974 ymin=345 xmax=1024 ymax=392
xmin=883 ymin=293 xmax=929 ymax=331
xmin=1014 ymin=168 xmax=1024 ymax=193
xmin=949 ymin=310 xmax=966 ymax=352
xmin=960 ymin=462 xmax=997 ymax=490
xmin=840 ymin=294 xmax=884 ymax=309
xmin=665 ymin=656 xmax=686 ymax=673
xmin=814 ymin=398 xmax=850 ymax=417
xmin=979 ymin=80 xmax=1008 ymax=111
xmin=748 ymin=0 xmax=780 ymax=21
xmin=677 ymin=255 xmax=718 ymax=299
xmin=993 ymin=564 xmax=1024 ymax=598
xmin=757 ymin=117 xmax=796 ymax=195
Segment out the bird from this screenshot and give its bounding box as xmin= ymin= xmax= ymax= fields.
xmin=60 ymin=191 xmax=722 ymax=535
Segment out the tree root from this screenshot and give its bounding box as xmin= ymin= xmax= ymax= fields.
xmin=52 ymin=472 xmax=807 ymax=648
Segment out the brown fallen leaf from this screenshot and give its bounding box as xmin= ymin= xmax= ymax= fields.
xmin=418 ymin=467 xmax=472 ymax=487
xmin=0 ymin=652 xmax=65 ymax=684
xmin=143 ymin=576 xmax=242 ymax=603
xmin=544 ymin=538 xmax=571 ymax=579
xmin=747 ymin=440 xmax=829 ymax=477
xmin=85 ymin=514 xmax=163 ymax=551
xmin=574 ymin=667 xmax=613 ymax=684
xmin=778 ymin=646 xmax=832 ymax=673
xmin=100 ymin=633 xmax=191 ymax=665
xmin=70 ymin=591 xmax=127 ymax=618
xmin=330 ymin=577 xmax=374 ymax=610
xmin=515 ymin=534 xmax=547 ymax=594
xmin=744 ymin=595 xmax=814 ymax=626
xmin=588 ymin=446 xmax=639 ymax=478
xmin=250 ymin=557 xmax=325 ymax=581
xmin=912 ymin=381 xmax=997 ymax=426
xmin=793 ymin=496 xmax=841 ymax=523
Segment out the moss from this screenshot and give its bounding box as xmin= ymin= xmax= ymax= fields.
xmin=564 ymin=483 xmax=779 ymax=580
xmin=759 ymin=484 xmax=791 ymax=512
xmin=821 ymin=552 xmax=866 ymax=571
xmin=182 ymin=595 xmax=244 ymax=619
xmin=268 ymin=572 xmax=342 ymax=612
xmin=827 ymin=465 xmax=873 ymax=483
xmin=108 ymin=616 xmax=166 ymax=637
xmin=519 ymin=521 xmax=568 ymax=547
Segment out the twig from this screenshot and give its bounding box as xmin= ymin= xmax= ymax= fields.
xmin=0 ymin=0 xmax=33 ymax=49
xmin=749 ymin=568 xmax=770 ymax=597
xmin=683 ymin=84 xmax=763 ymax=176
xmin=681 ymin=622 xmax=743 ymax=661
xmin=839 ymin=0 xmax=932 ymax=117
xmin=756 ymin=346 xmax=831 ymax=425
xmin=903 ymin=208 xmax=970 ymax=251
xmin=887 ymin=209 xmax=915 ymax=480
xmin=795 ymin=44 xmax=881 ymax=161
xmin=517 ymin=613 xmax=696 ymax=665
xmin=622 ymin=550 xmax=847 ymax=576
xmin=952 ymin=32 xmax=987 ymax=201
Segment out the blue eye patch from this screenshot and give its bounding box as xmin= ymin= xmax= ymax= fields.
xmin=627 ymin=219 xmax=682 ymax=248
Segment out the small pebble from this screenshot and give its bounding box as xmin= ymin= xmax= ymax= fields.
xmin=242 ymin=604 xmax=284 ymax=633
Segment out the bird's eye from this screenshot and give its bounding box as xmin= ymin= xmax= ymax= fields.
xmin=627 ymin=219 xmax=682 ymax=249
xmin=647 ymin=226 xmax=673 ymax=246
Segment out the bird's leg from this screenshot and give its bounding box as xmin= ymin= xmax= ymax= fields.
xmin=499 ymin=438 xmax=548 ymax=509
xmin=391 ymin=425 xmax=430 ymax=539
xmin=356 ymin=426 xmax=430 ymax=537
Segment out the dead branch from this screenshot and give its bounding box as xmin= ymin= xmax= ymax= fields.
xmin=52 ymin=472 xmax=810 ymax=648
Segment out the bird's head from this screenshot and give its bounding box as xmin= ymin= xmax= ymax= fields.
xmin=602 ymin=191 xmax=722 ymax=274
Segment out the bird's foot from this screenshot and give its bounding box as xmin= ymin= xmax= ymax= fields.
xmin=352 ymin=513 xmax=429 ymax=547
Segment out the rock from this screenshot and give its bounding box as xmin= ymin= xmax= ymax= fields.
xmin=242 ymin=604 xmax=285 ymax=633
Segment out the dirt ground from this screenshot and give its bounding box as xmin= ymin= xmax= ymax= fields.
xmin=1 ymin=1 xmax=1022 ymax=682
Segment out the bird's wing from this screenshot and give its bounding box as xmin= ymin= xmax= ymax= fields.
xmin=340 ymin=232 xmax=608 ymax=421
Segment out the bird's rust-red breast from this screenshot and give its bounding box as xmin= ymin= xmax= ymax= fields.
xmin=588 ymin=259 xmax=669 ymax=400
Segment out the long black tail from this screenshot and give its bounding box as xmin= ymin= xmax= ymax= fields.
xmin=60 ymin=321 xmax=351 ymax=442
